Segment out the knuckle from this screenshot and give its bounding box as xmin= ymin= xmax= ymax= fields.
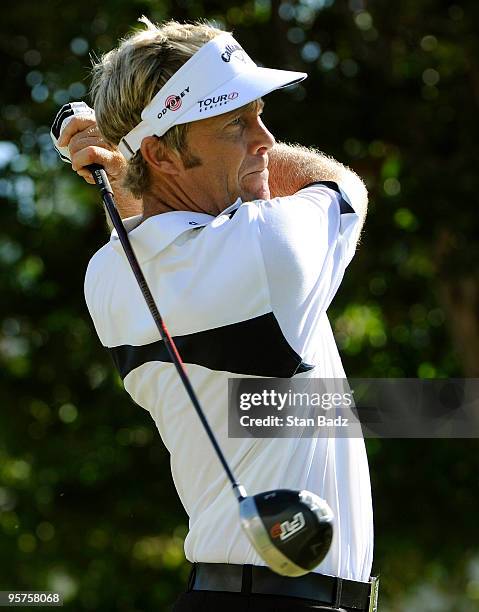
xmin=85 ymin=147 xmax=96 ymax=163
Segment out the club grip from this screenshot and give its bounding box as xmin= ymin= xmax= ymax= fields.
xmin=87 ymin=164 xmax=113 ymax=196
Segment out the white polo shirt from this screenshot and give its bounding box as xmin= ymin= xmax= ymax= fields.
xmin=84 ymin=182 xmax=374 ymax=582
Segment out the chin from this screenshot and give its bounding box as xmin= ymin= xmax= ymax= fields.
xmin=241 ymin=174 xmax=271 ymax=201
xmin=257 ymin=186 xmax=271 ymax=200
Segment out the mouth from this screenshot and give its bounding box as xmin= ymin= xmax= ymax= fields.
xmin=243 ymin=167 xmax=268 ymax=178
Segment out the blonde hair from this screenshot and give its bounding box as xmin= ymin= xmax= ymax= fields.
xmin=90 ymin=17 xmax=225 ymax=198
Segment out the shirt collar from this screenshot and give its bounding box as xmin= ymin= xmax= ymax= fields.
xmin=110 ymin=198 xmax=242 ymax=263
xmin=219 ymin=198 xmax=242 ymax=217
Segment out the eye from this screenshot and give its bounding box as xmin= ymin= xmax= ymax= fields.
xmin=229 ymin=116 xmax=243 ymax=127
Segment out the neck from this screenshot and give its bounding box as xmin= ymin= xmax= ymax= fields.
xmin=142 ymin=178 xmax=207 ymax=219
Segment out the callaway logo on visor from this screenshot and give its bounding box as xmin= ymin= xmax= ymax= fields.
xmin=221 ymin=43 xmax=247 ymax=63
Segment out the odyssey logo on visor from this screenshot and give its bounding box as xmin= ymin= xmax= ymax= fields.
xmin=198 ymin=91 xmax=239 ymax=112
xmin=157 ymin=86 xmax=190 ymax=118
xmin=221 ymin=43 xmax=247 ymax=63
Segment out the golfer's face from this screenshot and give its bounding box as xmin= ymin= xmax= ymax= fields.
xmin=182 ymin=99 xmax=275 ymax=212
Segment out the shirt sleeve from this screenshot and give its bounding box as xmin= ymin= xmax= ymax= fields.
xmin=255 ymin=181 xmax=363 ymax=357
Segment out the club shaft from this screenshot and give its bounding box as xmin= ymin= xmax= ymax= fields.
xmin=87 ymin=164 xmax=245 ymax=501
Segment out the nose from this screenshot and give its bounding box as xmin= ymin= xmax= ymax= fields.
xmin=250 ymin=116 xmax=276 ymax=155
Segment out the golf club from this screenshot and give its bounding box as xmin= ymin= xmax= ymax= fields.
xmin=86 ymin=162 xmax=334 ymax=576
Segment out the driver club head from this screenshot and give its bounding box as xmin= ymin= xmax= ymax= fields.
xmin=239 ymin=489 xmax=334 ymax=577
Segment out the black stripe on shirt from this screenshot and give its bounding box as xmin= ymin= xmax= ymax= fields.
xmin=109 ymin=312 xmax=315 ymax=379
xmin=300 ymin=180 xmax=355 ymax=215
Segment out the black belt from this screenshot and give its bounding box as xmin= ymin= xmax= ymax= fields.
xmin=190 ymin=563 xmax=379 ymax=611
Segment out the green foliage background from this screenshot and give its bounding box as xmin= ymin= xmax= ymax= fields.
xmin=1 ymin=0 xmax=478 ymax=610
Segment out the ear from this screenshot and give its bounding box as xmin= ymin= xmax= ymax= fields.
xmin=140 ymin=136 xmax=183 ymax=176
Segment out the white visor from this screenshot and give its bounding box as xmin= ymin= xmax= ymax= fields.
xmin=118 ymin=32 xmax=307 ymax=160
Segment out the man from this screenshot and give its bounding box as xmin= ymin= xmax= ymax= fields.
xmin=53 ymin=17 xmax=376 ymax=612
